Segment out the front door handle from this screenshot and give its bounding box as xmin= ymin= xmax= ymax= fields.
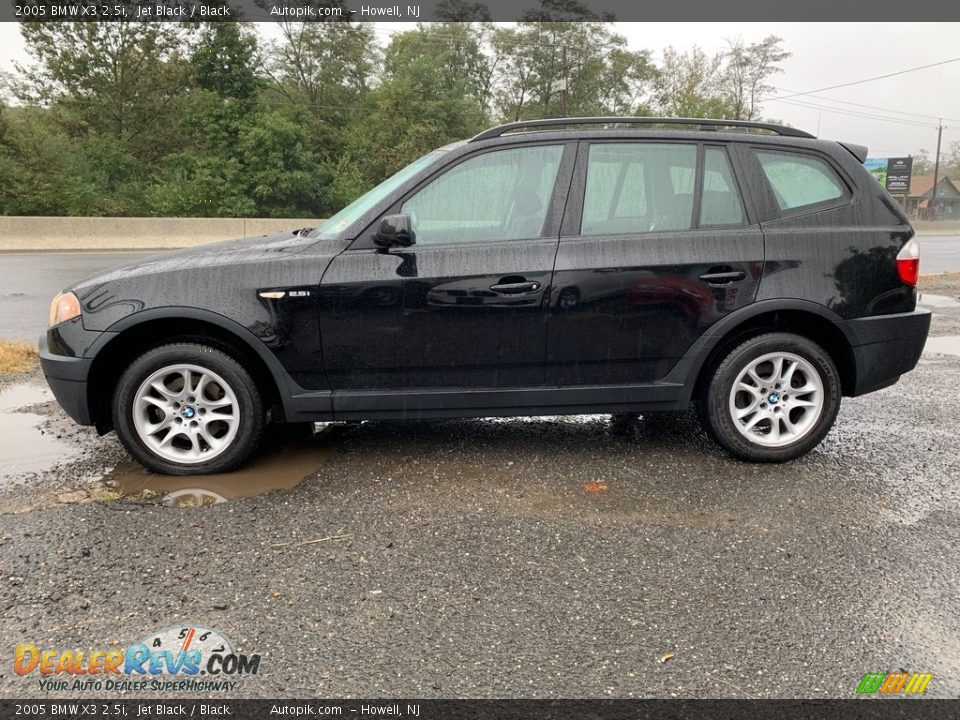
xmin=490 ymin=281 xmax=541 ymax=294
xmin=699 ymin=270 xmax=746 ymax=286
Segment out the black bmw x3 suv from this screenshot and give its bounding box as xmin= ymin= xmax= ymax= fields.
xmin=41 ymin=117 xmax=930 ymax=475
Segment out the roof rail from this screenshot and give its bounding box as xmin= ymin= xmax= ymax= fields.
xmin=470 ymin=117 xmax=815 ymax=142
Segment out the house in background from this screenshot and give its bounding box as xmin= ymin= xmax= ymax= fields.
xmin=905 ymin=176 xmax=960 ymax=220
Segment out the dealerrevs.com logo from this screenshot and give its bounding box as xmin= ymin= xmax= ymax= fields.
xmin=14 ymin=625 xmax=261 ymax=693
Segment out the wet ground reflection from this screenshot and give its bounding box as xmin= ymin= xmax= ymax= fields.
xmin=0 ymin=380 xmax=81 ymax=488
xmin=104 ymin=424 xmax=343 ymax=505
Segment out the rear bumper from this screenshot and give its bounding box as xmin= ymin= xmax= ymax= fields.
xmin=39 ymin=332 xmax=94 ymax=426
xmin=842 ymin=308 xmax=931 ymax=396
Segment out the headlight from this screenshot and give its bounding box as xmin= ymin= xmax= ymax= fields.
xmin=49 ymin=291 xmax=81 ymax=327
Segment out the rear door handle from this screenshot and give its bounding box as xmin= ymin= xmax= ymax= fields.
xmin=699 ymin=271 xmax=746 ymax=286
xmin=490 ymin=281 xmax=541 ymax=294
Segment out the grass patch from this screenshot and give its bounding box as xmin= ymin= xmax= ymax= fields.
xmin=0 ymin=340 xmax=39 ymax=374
xmin=92 ymin=487 xmax=122 ymax=503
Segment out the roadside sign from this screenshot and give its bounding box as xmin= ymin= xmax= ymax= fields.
xmin=886 ymin=157 xmax=912 ymax=194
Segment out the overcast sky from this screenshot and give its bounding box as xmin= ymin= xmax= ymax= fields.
xmin=1 ymin=22 xmax=957 ymax=159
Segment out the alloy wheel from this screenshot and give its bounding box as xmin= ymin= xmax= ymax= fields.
xmin=727 ymin=351 xmax=824 ymax=448
xmin=132 ymin=363 xmax=240 ymax=464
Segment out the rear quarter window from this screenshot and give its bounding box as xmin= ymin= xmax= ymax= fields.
xmin=755 ymin=150 xmax=847 ymax=213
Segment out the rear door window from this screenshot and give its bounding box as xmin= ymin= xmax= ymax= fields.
xmin=700 ymin=147 xmax=746 ymax=227
xmin=755 ymin=150 xmax=846 ymax=212
xmin=581 ymin=143 xmax=697 ymax=235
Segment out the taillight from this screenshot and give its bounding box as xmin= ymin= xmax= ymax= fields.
xmin=896 ymin=238 xmax=920 ymax=286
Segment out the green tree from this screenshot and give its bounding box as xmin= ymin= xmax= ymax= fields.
xmin=265 ymin=23 xmax=379 ymax=143
xmin=490 ymin=23 xmax=656 ymax=121
xmin=1 ymin=21 xmax=802 ymax=218
xmin=15 ymin=22 xmax=191 ymax=161
xmin=724 ymin=36 xmax=791 ymax=120
xmin=943 ymin=141 xmax=960 ymax=179
xmin=147 ymin=24 xmax=327 ymax=218
xmin=240 ymin=111 xmax=330 ymax=217
xmin=145 ymin=153 xmax=255 ymax=217
xmin=330 ymin=23 xmax=492 ymax=203
xmin=62 ymin=137 xmax=147 ymax=215
xmin=912 ymin=149 xmax=934 ymax=175
xmin=0 ymin=106 xmax=72 ymax=215
xmin=654 ymin=46 xmax=733 ymax=118
xmin=0 ymin=99 xmax=20 ymax=214
xmin=192 ymin=22 xmax=263 ymax=106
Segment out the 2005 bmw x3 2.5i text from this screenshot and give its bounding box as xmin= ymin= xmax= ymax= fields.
xmin=41 ymin=117 xmax=931 ymax=475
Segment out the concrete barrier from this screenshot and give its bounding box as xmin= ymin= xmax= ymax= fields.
xmin=0 ymin=216 xmax=320 ymax=251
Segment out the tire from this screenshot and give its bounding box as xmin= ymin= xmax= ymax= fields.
xmin=697 ymin=332 xmax=840 ymax=462
xmin=112 ymin=343 xmax=265 ymax=475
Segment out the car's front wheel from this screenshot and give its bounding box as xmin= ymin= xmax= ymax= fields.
xmin=113 ymin=343 xmax=265 ymax=475
xmin=698 ymin=333 xmax=840 ymax=462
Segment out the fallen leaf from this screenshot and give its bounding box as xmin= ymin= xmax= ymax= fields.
xmin=583 ymin=481 xmax=608 ymax=493
xmin=659 ymin=652 xmax=675 ymax=664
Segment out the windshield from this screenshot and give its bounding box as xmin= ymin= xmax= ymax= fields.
xmin=310 ymin=151 xmax=447 ymax=239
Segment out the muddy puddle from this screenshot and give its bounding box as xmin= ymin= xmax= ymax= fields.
xmin=104 ymin=425 xmax=340 ymax=506
xmin=0 ymin=380 xmax=81 ymax=488
xmin=924 ymin=336 xmax=960 ymax=357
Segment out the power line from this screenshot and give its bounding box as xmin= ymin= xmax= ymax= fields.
xmin=771 ymin=86 xmax=960 ymax=123
xmin=768 ymin=97 xmax=940 ymax=129
xmin=766 ymin=56 xmax=960 ymax=101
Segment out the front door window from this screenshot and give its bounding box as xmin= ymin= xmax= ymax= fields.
xmin=401 ymin=145 xmax=564 ymax=245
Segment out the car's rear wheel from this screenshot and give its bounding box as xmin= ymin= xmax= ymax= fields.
xmin=698 ymin=333 xmax=840 ymax=462
xmin=113 ymin=343 xmax=265 ymax=475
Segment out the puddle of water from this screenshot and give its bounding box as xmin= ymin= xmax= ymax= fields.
xmin=920 ymin=293 xmax=960 ymax=308
xmin=105 ymin=427 xmax=337 ymax=503
xmin=0 ymin=380 xmax=81 ymax=488
xmin=163 ymin=488 xmax=229 ymax=507
xmin=924 ymin=336 xmax=960 ymax=357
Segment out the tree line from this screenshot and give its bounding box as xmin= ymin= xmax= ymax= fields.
xmin=0 ymin=21 xmax=796 ymax=218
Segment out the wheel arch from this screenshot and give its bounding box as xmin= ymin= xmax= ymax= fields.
xmin=667 ymin=300 xmax=858 ymax=404
xmin=86 ymin=308 xmax=292 ymax=432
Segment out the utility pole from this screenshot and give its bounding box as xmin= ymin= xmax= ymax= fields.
xmin=931 ymin=120 xmax=943 ymax=217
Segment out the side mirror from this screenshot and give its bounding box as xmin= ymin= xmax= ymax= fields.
xmin=374 ymin=214 xmax=415 ymax=248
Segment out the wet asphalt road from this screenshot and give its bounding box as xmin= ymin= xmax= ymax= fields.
xmin=922 ymin=234 xmax=960 ymax=274
xmin=0 ymin=284 xmax=959 ymax=699
xmin=0 ymin=236 xmax=959 ymax=341
xmin=0 ymin=251 xmax=153 ymax=342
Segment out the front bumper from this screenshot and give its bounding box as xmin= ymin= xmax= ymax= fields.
xmin=842 ymin=308 xmax=932 ymax=396
xmin=39 ymin=331 xmax=94 ymax=426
